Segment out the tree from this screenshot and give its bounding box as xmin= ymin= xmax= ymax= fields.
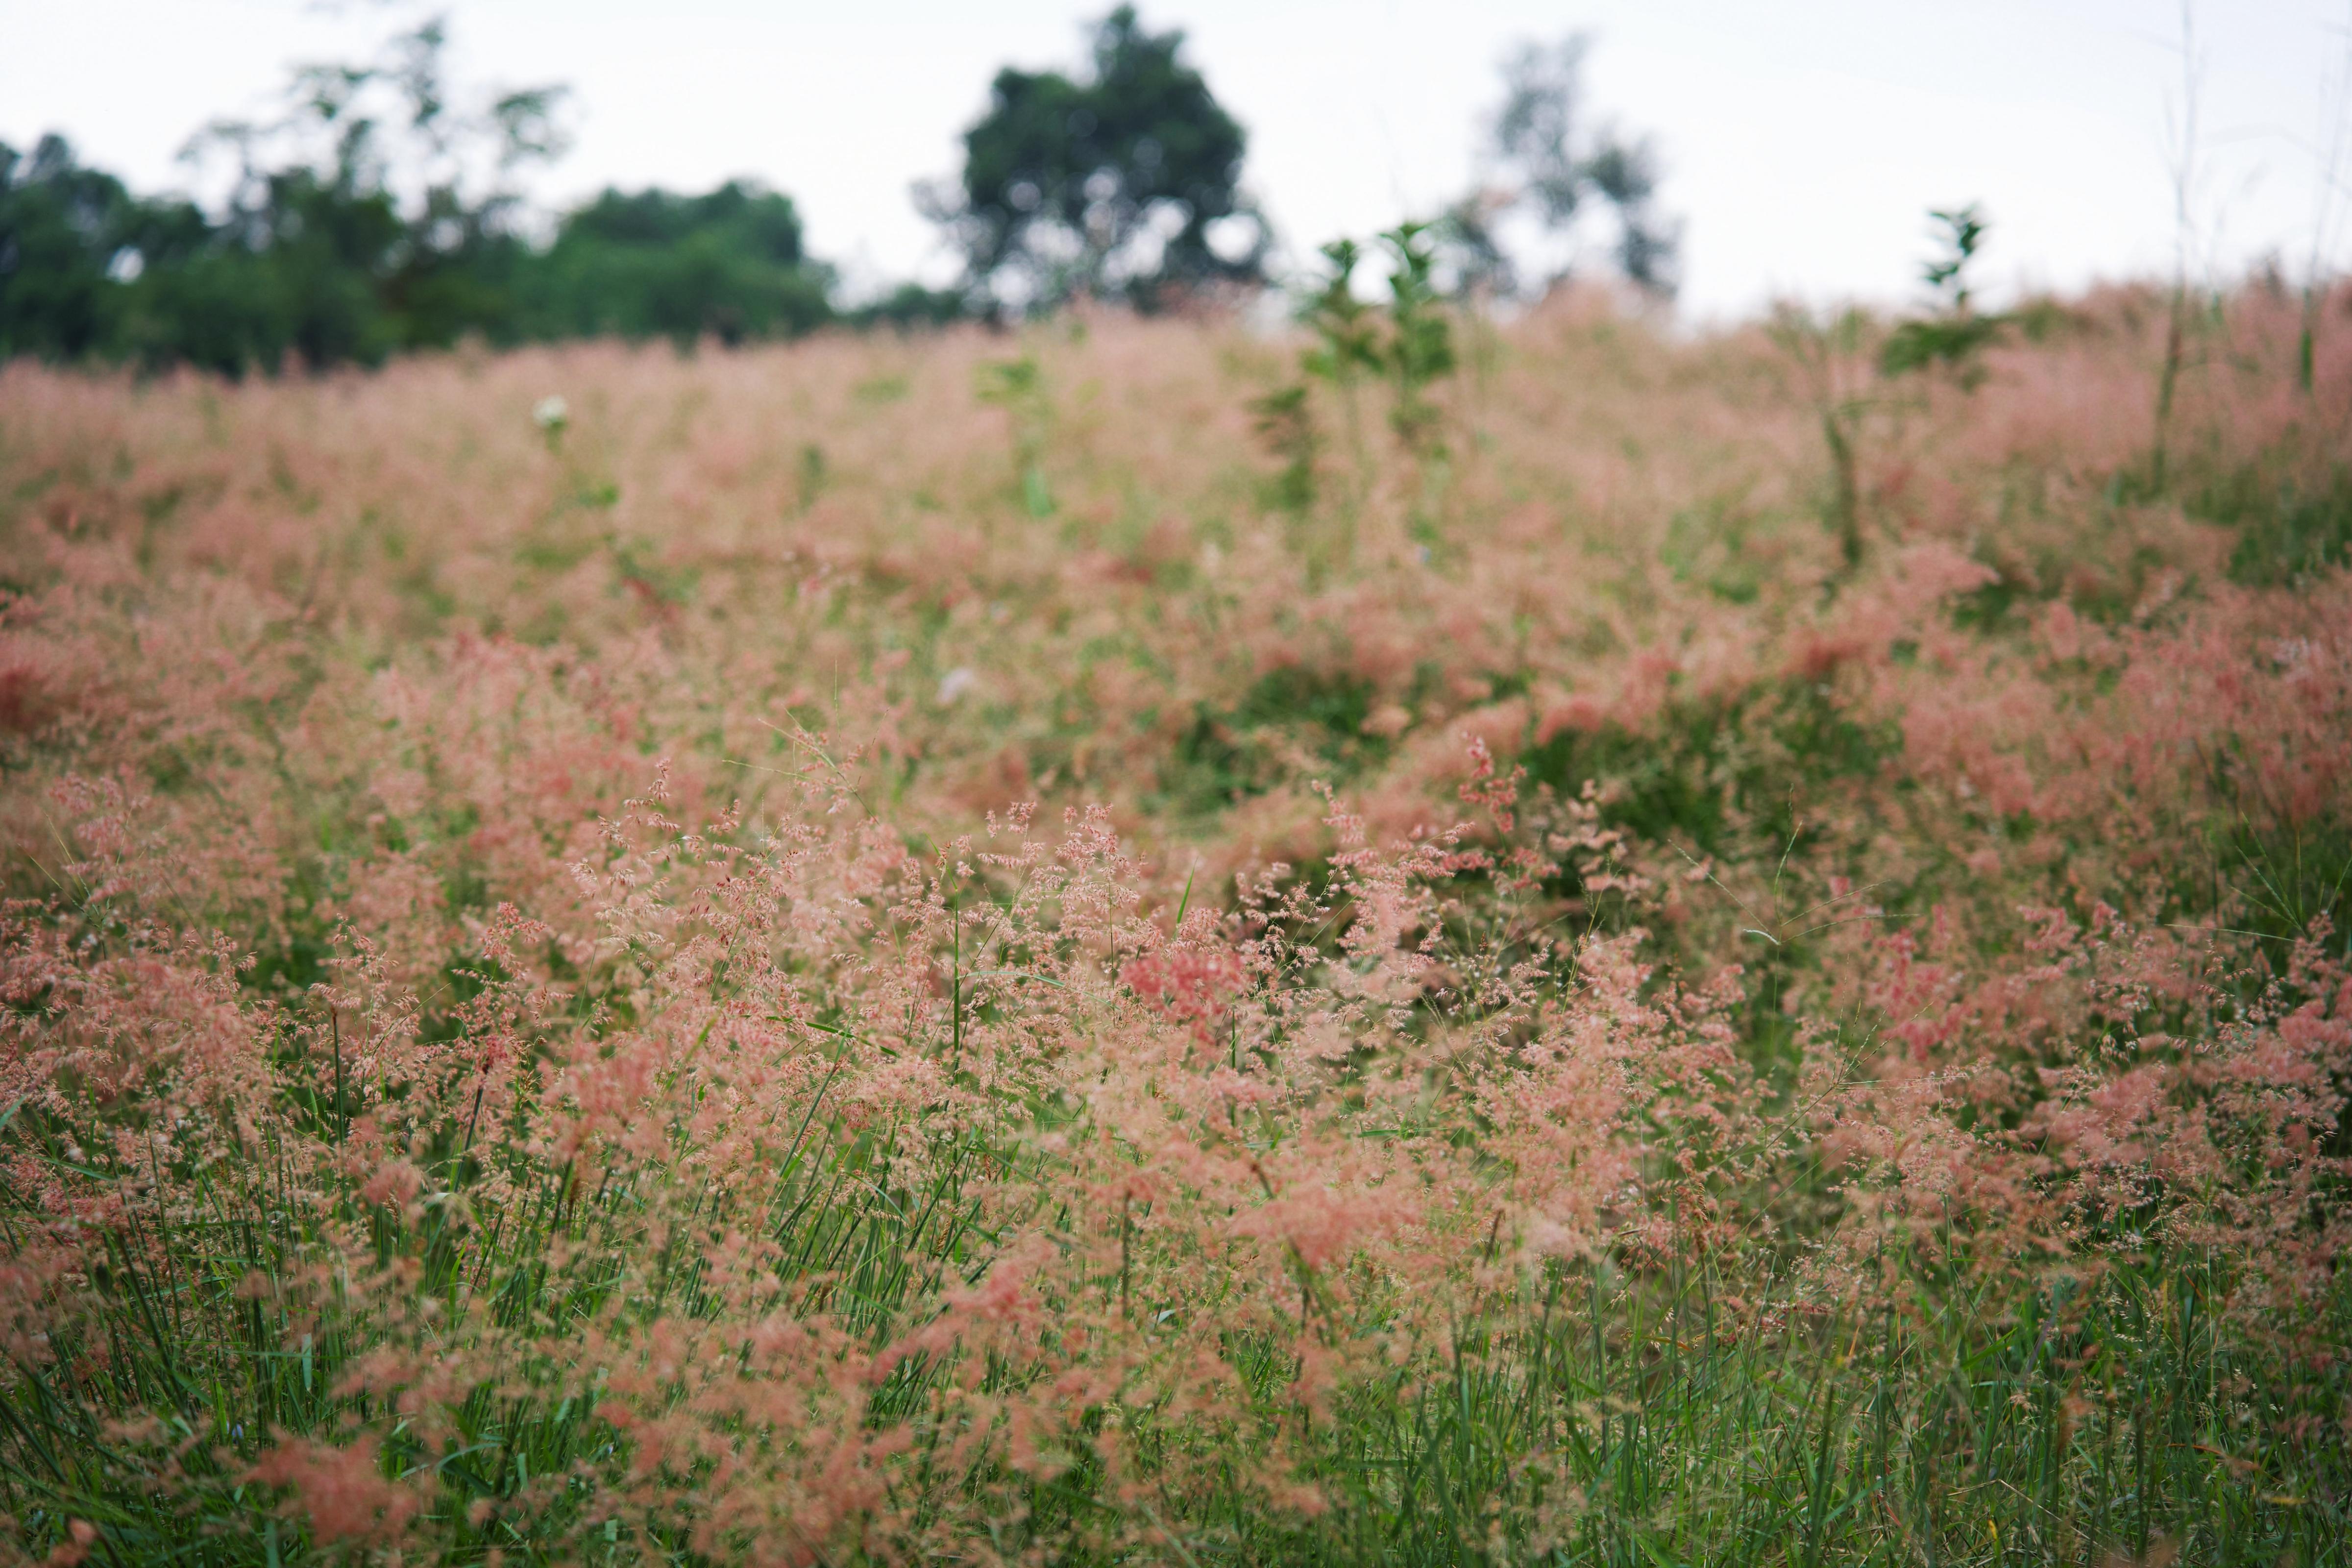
xmin=0 ymin=137 xmax=138 ymax=361
xmin=1452 ymin=35 xmax=1680 ymax=297
xmin=525 ymin=181 xmax=834 ymax=348
xmin=1 ymin=13 xmax=864 ymax=373
xmin=924 ymin=6 xmax=1267 ymax=315
xmin=3 ymin=13 xmax=577 ymax=375
xmin=154 ymin=13 xmax=570 ymax=368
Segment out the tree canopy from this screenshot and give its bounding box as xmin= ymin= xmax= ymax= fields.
xmin=1442 ymin=34 xmax=1681 ymax=297
xmin=0 ymin=137 xmax=141 ymax=363
xmin=527 ymin=182 xmax=832 ymax=348
xmin=926 ymin=6 xmax=1267 ymax=315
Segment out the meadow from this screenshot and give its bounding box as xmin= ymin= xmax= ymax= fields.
xmin=0 ymin=278 xmax=2348 ymax=1565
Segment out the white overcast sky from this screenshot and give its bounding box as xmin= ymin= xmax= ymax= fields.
xmin=4 ymin=0 xmax=2348 ymax=322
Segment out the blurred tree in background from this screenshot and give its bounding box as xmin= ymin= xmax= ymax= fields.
xmin=161 ymin=14 xmax=567 ymax=369
xmin=525 ymin=182 xmax=833 ymax=349
xmin=1442 ymin=34 xmax=1681 ymax=298
xmin=0 ymin=17 xmax=579 ymax=373
xmin=0 ymin=15 xmax=847 ymax=373
xmin=0 ymin=137 xmax=141 ymax=362
xmin=922 ymin=5 xmax=1268 ymax=316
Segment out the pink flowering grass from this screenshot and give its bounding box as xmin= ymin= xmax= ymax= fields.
xmin=0 ymin=283 xmax=2348 ymax=1564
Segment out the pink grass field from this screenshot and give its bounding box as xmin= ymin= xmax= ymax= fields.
xmin=0 ymin=282 xmax=2349 ymax=1564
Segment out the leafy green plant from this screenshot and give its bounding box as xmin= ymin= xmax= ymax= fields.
xmin=1246 ymin=382 xmax=1318 ymax=513
xmin=1249 ymin=229 xmax=1459 ymax=526
xmin=1879 ymin=204 xmax=2004 ymax=381
xmin=1768 ymin=303 xmax=1874 ymax=570
xmin=978 ymin=354 xmax=1055 ymax=516
xmin=1377 ymin=221 xmax=1457 ymax=458
xmin=1299 ymin=236 xmax=1383 ymax=485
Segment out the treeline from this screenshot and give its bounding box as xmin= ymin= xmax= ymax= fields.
xmin=0 ymin=138 xmax=967 ymax=375
xmin=2 ymin=7 xmax=1676 ymax=375
xmin=0 ymin=16 xmax=962 ymax=376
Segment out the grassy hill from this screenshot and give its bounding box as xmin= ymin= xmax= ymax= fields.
xmin=0 ymin=283 xmax=2347 ymax=1564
